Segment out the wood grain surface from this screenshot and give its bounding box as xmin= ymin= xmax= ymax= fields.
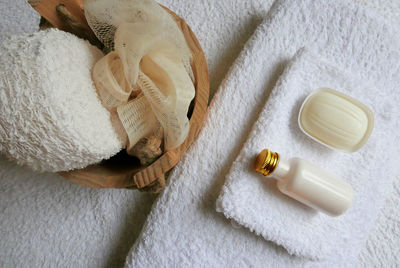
xmin=29 ymin=0 xmax=209 ymax=191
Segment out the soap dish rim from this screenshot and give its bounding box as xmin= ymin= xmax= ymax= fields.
xmin=298 ymin=88 xmax=374 ymax=153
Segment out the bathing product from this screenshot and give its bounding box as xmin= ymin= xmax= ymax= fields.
xmin=108 ymin=21 xmax=195 ymax=151
xmin=0 ymin=29 xmax=123 ymax=172
xmin=254 ymin=149 xmax=354 ymax=216
xmin=299 ymin=88 xmax=374 ymax=152
xmin=86 ymin=0 xmax=196 ymax=151
xmin=84 ymin=0 xmax=192 ymax=73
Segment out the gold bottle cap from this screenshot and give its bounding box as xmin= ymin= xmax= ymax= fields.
xmin=254 ymin=149 xmax=280 ymax=176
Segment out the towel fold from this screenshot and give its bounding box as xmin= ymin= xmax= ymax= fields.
xmin=216 ymin=48 xmax=400 ymax=260
xmin=126 ymin=0 xmax=400 ymax=266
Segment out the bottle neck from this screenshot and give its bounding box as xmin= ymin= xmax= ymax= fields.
xmin=254 ymin=149 xmax=290 ymax=180
xmin=270 ymin=157 xmax=290 ymax=180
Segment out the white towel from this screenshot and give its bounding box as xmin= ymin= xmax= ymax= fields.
xmin=1 ymin=0 xmax=399 ymax=266
xmin=0 ymin=0 xmax=40 ymax=39
xmin=0 ymin=0 xmax=276 ymax=266
xmin=216 ymin=48 xmax=400 ymax=260
xmin=126 ymin=0 xmax=400 ymax=266
xmin=0 ymin=2 xmax=157 ymax=268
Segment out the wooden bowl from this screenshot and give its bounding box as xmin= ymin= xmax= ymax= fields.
xmin=29 ymin=0 xmax=209 ymax=192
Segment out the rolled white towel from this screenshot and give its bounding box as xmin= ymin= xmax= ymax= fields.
xmin=0 ymin=29 xmax=123 ymax=172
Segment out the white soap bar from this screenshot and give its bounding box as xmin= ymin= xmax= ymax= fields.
xmin=298 ymin=88 xmax=374 ymax=152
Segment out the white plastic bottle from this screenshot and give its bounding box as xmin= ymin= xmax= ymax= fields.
xmin=254 ymin=149 xmax=354 ymax=216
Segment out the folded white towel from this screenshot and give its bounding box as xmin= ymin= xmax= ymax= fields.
xmin=216 ymin=48 xmax=400 ymax=260
xmin=126 ymin=0 xmax=400 ymax=266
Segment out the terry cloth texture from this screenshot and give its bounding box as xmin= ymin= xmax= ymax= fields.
xmin=0 ymin=2 xmax=156 ymax=267
xmin=0 ymin=29 xmax=123 ymax=172
xmin=126 ymin=0 xmax=400 ymax=267
xmin=0 ymin=0 xmax=275 ymax=266
xmin=0 ymin=0 xmax=40 ymax=39
xmin=0 ymin=0 xmax=399 ymax=267
xmin=216 ymin=48 xmax=399 ymax=261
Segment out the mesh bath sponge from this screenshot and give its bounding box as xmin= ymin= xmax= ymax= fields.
xmin=87 ymin=0 xmax=196 ymax=150
xmin=84 ymin=0 xmax=192 ymax=62
xmin=0 ymin=29 xmax=123 ymax=172
xmin=113 ymin=22 xmax=195 ymax=150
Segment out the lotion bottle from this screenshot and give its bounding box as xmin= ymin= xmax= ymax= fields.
xmin=254 ymin=149 xmax=354 ymax=216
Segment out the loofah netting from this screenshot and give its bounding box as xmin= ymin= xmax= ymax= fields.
xmin=84 ymin=0 xmax=192 ymax=62
xmin=86 ymin=0 xmax=196 ymax=151
xmin=85 ymin=0 xmax=194 ymax=79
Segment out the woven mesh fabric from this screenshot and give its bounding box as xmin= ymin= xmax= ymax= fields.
xmin=117 ymin=94 xmax=160 ymax=150
xmin=85 ymin=0 xmax=195 ymax=151
xmin=138 ymin=51 xmax=195 ymax=150
xmin=92 ymin=52 xmax=130 ymax=109
xmin=85 ymin=0 xmax=193 ymax=76
xmin=84 ymin=0 xmax=191 ymax=59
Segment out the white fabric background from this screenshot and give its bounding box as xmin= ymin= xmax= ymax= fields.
xmin=0 ymin=0 xmax=398 ymax=267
